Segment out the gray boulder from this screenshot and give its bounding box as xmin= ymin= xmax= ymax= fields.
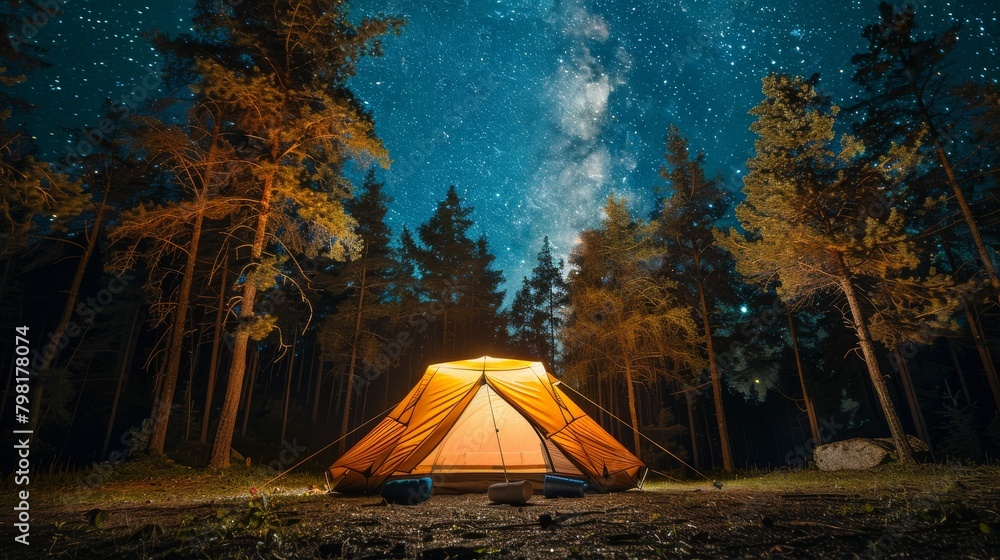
xmin=813 ymin=436 xmax=928 ymax=471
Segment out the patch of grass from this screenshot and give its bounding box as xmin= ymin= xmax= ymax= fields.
xmin=19 ymin=456 xmax=999 ymax=516
xmin=16 ymin=455 xmax=326 ymax=508
xmin=642 ymin=464 xmax=999 ymax=494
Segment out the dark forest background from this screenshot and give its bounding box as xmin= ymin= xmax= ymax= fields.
xmin=2 ymin=1 xmax=999 ymax=477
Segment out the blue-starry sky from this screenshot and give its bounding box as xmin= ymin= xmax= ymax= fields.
xmin=13 ymin=0 xmax=1000 ymax=297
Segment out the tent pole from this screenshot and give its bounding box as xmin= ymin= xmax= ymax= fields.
xmin=485 ymin=384 xmax=509 ymax=483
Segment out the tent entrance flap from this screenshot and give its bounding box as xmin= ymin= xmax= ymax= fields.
xmin=411 ymin=383 xmax=581 ymax=475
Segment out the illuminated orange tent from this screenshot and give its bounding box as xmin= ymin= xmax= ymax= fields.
xmin=326 ymin=356 xmax=646 ymax=494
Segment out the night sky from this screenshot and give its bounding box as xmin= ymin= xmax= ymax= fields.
xmin=13 ymin=0 xmax=1000 ymax=296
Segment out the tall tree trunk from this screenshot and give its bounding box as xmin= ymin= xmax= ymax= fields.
xmin=208 ymin=172 xmax=274 ymax=469
xmin=838 ymin=275 xmax=914 ymax=464
xmin=441 ymin=307 xmax=448 ymax=359
xmin=184 ymin=354 xmax=193 ymax=442
xmin=941 ymin=237 xmax=1000 ymax=411
xmin=606 ymin=378 xmax=615 ymax=439
xmin=240 ymin=348 xmax=259 ymax=437
xmin=599 ymin=377 xmax=607 ymax=431
xmin=906 ymin=73 xmax=998 ymax=285
xmin=948 ymin=338 xmax=973 ymax=403
xmin=892 ymin=347 xmax=931 ymax=447
xmin=407 ymin=342 xmax=416 ymax=386
xmin=700 ymin=398 xmax=715 ymax=469
xmin=548 ymin=291 xmax=556 ymax=369
xmin=624 ymin=357 xmax=641 ymax=456
xmin=152 ymin=348 xmax=167 ymax=411
xmin=297 ymin=341 xmax=311 ymax=395
xmin=338 ymin=259 xmax=367 ymax=457
xmin=786 ymin=306 xmax=820 ymax=443
xmin=184 ymin=329 xmax=201 ymax=442
xmin=29 ymin=196 xmax=109 ymax=431
xmin=103 ymin=307 xmax=141 ymax=456
xmin=149 ymin=206 xmax=205 ymax=454
xmin=966 ymin=305 xmax=1000 ymax=413
xmin=383 ymin=352 xmax=391 ymax=411
xmin=62 ymin=356 xmax=93 ymax=448
xmin=280 ymin=329 xmax=297 ymax=445
xmin=326 ymin=369 xmax=339 ymax=425
xmin=693 ymin=251 xmax=733 ymax=472
xmin=200 ymin=256 xmax=229 ymax=444
xmin=941 ymin=238 xmax=1000 ymax=412
xmin=685 ymin=390 xmax=700 ymax=471
xmin=311 ymin=358 xmax=323 ymax=424
xmin=930 ymin=138 xmax=997 ymax=285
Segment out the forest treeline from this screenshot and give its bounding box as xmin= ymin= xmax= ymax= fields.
xmin=2 ymin=1 xmax=998 ymax=474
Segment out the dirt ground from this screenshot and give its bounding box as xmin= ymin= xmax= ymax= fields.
xmin=6 ymin=465 xmax=1000 ymax=559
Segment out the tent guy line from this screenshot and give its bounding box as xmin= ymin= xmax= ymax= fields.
xmin=328 ymin=357 xmax=646 ymax=494
xmin=260 ymin=358 xmax=715 ymax=494
xmin=258 ymin=403 xmax=398 ymax=491
xmin=553 ymin=380 xmax=718 ymax=486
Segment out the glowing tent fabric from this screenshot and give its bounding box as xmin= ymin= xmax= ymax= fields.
xmin=326 ymin=356 xmax=646 ymax=494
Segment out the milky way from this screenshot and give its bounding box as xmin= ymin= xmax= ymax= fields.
xmin=12 ymin=0 xmax=1000 ymax=298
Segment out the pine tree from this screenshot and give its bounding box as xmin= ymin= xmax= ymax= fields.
xmin=509 ymin=279 xmax=537 ymax=355
xmin=951 ymin=81 xmax=1000 ymax=413
xmin=409 ymin=186 xmax=475 ymax=356
xmin=404 ymin=186 xmax=505 ymax=358
xmin=464 ymin=235 xmax=507 ymax=354
xmin=0 ymin=6 xmax=87 ymax=254
xmin=850 ymin=2 xmax=998 ymax=286
xmin=563 ymin=195 xmax=702 ymax=455
xmin=958 ymin=81 xmax=1000 ymax=154
xmin=527 ymin=237 xmax=568 ymax=368
xmin=167 ymin=0 xmax=403 ymax=469
xmin=2 ymin=7 xmax=89 ymax=433
xmin=652 ymin=125 xmax=737 ymax=472
xmin=850 ymin=10 xmax=995 ymax=413
xmin=509 ymin=237 xmax=568 ymax=368
xmin=316 ymin=170 xmax=401 ymax=456
xmin=109 ymin=101 xmax=241 ymax=455
xmin=396 ymin=225 xmax=423 ymax=303
xmin=720 ymin=73 xmax=955 ymax=464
